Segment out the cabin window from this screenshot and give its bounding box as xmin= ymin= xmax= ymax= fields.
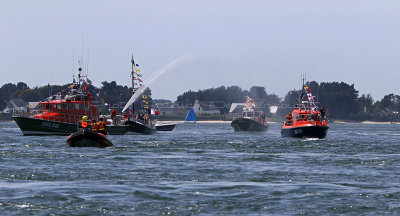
xmin=62 ymin=104 xmax=68 ymax=110
xmin=247 ymin=112 xmax=253 ymax=117
xmin=56 ymin=104 xmax=61 ymax=110
xmin=80 ymin=104 xmax=84 ymax=110
xmin=45 ymin=104 xmax=52 ymax=110
xmin=75 ymin=104 xmax=80 ymax=110
xmin=69 ymin=103 xmax=74 ymax=110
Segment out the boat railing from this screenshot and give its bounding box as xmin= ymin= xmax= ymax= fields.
xmin=286 ymin=113 xmax=322 ymax=125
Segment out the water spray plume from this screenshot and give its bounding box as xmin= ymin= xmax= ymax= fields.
xmin=122 ymin=54 xmax=192 ymax=112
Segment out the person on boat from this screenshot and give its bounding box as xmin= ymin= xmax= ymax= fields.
xmin=79 ymin=115 xmax=91 ymax=130
xmin=139 ymin=113 xmax=144 ymax=121
xmin=122 ymin=113 xmax=128 ymax=121
xmin=111 ymin=109 xmax=118 ymax=125
xmin=144 ymin=114 xmax=150 ymax=124
xmin=261 ymin=112 xmax=266 ymax=124
xmin=98 ymin=117 xmax=107 ymax=135
xmin=129 ymin=108 xmax=133 ymax=120
xmin=320 ymin=106 xmax=326 ymax=120
xmin=91 ymin=119 xmax=99 ymax=132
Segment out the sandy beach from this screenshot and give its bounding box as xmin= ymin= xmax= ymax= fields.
xmin=158 ymin=120 xmax=399 ymax=125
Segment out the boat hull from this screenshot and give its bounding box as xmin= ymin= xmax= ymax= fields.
xmin=281 ymin=125 xmax=328 ymax=139
xmin=67 ymin=130 xmax=113 ymax=148
xmin=125 ymin=120 xmax=156 ymax=135
xmin=12 ymin=116 xmax=126 ymax=135
xmin=231 ymin=118 xmax=268 ymax=132
xmin=156 ymin=123 xmax=176 ymax=131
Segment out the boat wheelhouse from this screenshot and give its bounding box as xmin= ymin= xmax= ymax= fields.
xmin=34 ymin=93 xmax=98 ymax=124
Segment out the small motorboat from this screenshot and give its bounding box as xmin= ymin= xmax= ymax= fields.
xmin=67 ymin=129 xmax=113 ymax=148
xmin=125 ymin=119 xmax=156 ymax=135
xmin=155 ymin=122 xmax=177 ymax=131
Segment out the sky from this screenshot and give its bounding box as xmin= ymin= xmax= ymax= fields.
xmin=1 ymin=0 xmax=400 ymax=101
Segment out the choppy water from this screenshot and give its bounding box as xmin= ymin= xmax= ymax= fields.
xmin=1 ymin=121 xmax=400 ymax=215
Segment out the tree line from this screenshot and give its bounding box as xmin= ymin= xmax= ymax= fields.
xmin=1 ymin=80 xmax=400 ymax=121
xmin=176 ymin=82 xmax=400 ymax=121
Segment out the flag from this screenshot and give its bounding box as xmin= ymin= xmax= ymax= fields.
xmin=136 ymin=68 xmax=141 ymax=72
xmin=142 ymin=95 xmax=147 ymax=99
xmin=68 ymin=84 xmax=75 ymax=88
xmin=96 ymin=91 xmax=101 ymax=97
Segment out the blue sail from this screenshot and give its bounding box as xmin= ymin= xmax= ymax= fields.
xmin=185 ymin=108 xmax=197 ymax=122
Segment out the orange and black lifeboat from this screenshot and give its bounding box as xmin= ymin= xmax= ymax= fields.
xmin=281 ymin=108 xmax=328 ymax=138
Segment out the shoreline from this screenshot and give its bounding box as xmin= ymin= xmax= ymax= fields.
xmin=158 ymin=120 xmax=399 ymax=125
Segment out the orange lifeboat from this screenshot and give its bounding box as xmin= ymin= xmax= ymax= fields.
xmin=281 ymin=84 xmax=328 ymax=139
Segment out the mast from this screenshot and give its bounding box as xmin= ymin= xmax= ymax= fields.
xmin=131 ymin=55 xmax=136 ymax=95
xmin=130 ymin=55 xmax=142 ymax=113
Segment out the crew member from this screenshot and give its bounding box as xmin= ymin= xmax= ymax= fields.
xmin=98 ymin=117 xmax=107 ymax=135
xmin=111 ymin=109 xmax=118 ymax=125
xmin=122 ymin=113 xmax=128 ymax=120
xmin=261 ymin=112 xmax=266 ymax=124
xmin=91 ymin=119 xmax=99 ymax=132
xmin=320 ymin=106 xmax=326 ymax=120
xmin=80 ymin=115 xmax=91 ymax=130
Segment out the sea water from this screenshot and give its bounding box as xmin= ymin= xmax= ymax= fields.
xmin=1 ymin=121 xmax=400 ymax=215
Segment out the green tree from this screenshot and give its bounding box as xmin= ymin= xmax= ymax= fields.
xmin=249 ymin=86 xmax=267 ymax=101
xmin=17 ymin=82 xmax=28 ymax=90
xmin=225 ymin=86 xmax=245 ymax=103
xmin=358 ymin=94 xmax=374 ymax=113
xmin=0 ymin=83 xmax=17 ymax=109
xmin=19 ymin=89 xmax=42 ymax=102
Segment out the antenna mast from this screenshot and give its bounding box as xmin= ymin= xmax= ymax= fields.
xmin=131 ymin=55 xmax=135 ymax=95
